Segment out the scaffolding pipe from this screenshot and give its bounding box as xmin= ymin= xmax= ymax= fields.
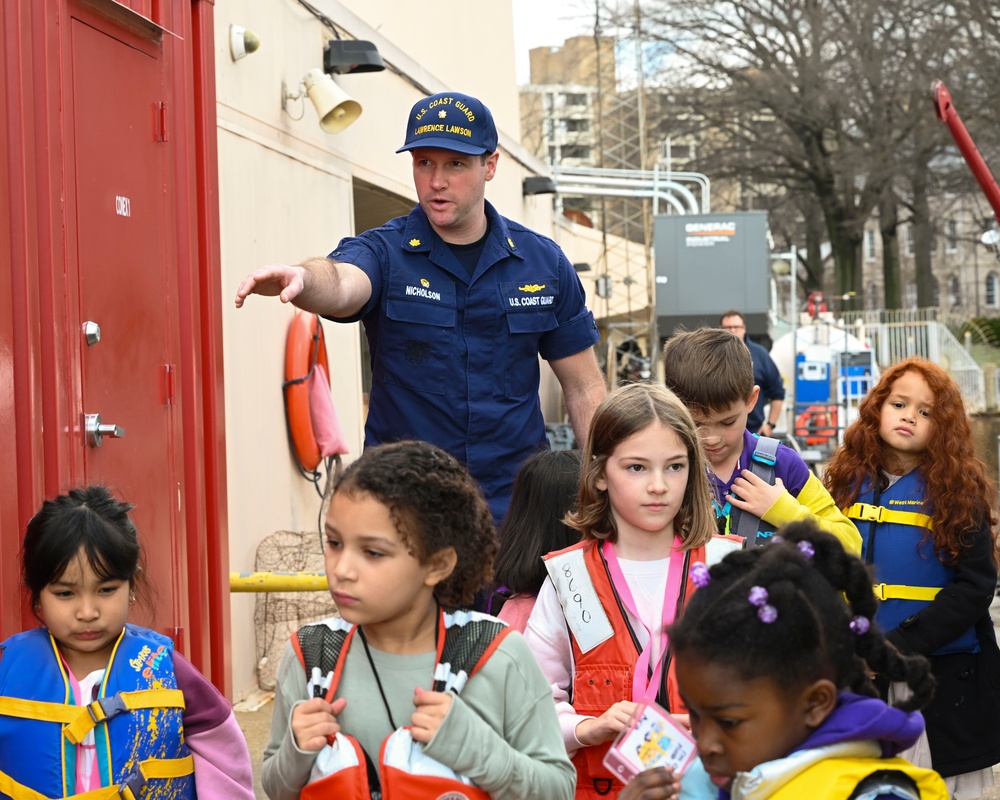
xmin=558 ymin=185 xmax=688 ymax=215
xmin=555 ymin=165 xmax=711 ymax=212
xmin=555 ymin=174 xmax=699 ymax=214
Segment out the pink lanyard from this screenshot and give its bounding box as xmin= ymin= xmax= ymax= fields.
xmin=601 ymin=536 xmax=686 ymax=703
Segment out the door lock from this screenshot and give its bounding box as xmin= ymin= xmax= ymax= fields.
xmin=84 ymin=413 xmax=125 ymax=448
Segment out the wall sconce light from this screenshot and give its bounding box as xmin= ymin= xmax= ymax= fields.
xmin=229 ymin=25 xmax=260 ymax=61
xmin=323 ymin=39 xmax=385 ymax=75
xmin=573 ymin=262 xmax=592 ymax=272
xmin=523 ymin=176 xmax=558 ymax=196
xmin=282 ymin=68 xmax=361 ymax=133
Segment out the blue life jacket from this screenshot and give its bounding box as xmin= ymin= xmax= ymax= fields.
xmin=848 ymin=470 xmax=979 ymax=655
xmin=0 ymin=625 xmax=194 ymax=800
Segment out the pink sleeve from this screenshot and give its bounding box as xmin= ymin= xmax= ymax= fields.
xmin=174 ymin=653 xmax=255 ymax=800
xmin=496 ymin=594 xmax=536 ymax=634
xmin=186 ymin=713 xmax=256 ymax=800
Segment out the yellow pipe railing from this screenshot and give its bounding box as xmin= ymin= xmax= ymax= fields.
xmin=229 ymin=571 xmax=329 ymax=592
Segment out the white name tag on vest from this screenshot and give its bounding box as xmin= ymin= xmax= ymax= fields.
xmin=546 ymin=548 xmax=614 ymax=653
xmin=705 ymin=534 xmax=744 ymax=566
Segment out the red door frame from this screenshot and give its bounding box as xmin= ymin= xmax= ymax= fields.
xmin=0 ymin=0 xmax=230 ymax=696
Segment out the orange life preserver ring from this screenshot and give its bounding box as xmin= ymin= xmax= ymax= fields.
xmin=794 ymin=405 xmax=837 ymax=445
xmin=283 ymin=311 xmax=330 ymax=471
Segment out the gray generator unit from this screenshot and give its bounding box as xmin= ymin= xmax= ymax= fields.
xmin=654 ymin=211 xmax=770 ymax=345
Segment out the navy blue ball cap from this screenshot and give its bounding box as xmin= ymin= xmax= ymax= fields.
xmin=396 ymin=92 xmax=498 ymax=155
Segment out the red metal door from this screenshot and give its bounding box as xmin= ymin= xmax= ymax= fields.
xmin=66 ymin=14 xmax=185 ymax=639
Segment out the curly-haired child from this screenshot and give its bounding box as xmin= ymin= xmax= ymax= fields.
xmin=664 ymin=521 xmax=949 ymax=799
xmin=262 ymin=440 xmax=575 ymax=800
xmin=825 ymin=356 xmax=1000 ymax=797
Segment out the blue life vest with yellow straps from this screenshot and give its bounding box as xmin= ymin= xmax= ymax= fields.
xmin=0 ymin=625 xmax=194 ymax=800
xmin=848 ymin=470 xmax=979 ymax=655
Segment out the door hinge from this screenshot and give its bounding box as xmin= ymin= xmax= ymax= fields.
xmin=156 ymin=101 xmax=169 ymax=142
xmin=164 ymin=363 xmax=176 ymax=406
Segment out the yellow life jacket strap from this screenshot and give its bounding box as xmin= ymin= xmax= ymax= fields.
xmin=846 ymin=503 xmax=933 ymax=531
xmin=0 ymin=689 xmax=185 ymax=745
xmin=64 ymin=689 xmax=186 ymax=744
xmin=0 ymin=755 xmax=194 ymax=800
xmin=873 ymin=583 xmax=942 ymax=602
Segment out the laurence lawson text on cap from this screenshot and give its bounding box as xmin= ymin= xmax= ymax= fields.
xmin=396 ymin=92 xmax=499 ymax=155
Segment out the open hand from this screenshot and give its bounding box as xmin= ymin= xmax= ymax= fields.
xmin=234 ymin=264 xmax=306 ymax=308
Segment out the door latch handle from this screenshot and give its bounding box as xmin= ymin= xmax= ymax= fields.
xmin=84 ymin=413 xmax=125 ymax=448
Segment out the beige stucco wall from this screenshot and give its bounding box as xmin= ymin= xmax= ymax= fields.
xmin=214 ymin=0 xmax=597 ymax=699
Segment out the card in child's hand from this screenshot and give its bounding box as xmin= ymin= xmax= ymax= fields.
xmin=602 ymin=700 xmax=697 ymax=784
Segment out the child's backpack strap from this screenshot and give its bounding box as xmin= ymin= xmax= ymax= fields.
xmin=847 ymin=768 xmax=920 ymax=800
xmin=435 ymin=609 xmax=512 ymax=693
xmin=733 ymin=435 xmax=780 ymax=547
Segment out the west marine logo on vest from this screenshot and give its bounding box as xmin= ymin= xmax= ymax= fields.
xmin=405 ymin=278 xmax=442 ymax=301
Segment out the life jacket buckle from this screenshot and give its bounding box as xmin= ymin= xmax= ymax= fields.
xmin=856 ymin=504 xmax=885 ymax=523
xmin=874 ymin=583 xmax=888 ymax=601
xmin=117 ymin=767 xmax=146 ymax=800
xmin=89 ymin=692 xmax=128 ymax=724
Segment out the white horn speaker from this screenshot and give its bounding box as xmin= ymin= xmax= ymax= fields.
xmin=303 ymin=68 xmax=361 ymax=133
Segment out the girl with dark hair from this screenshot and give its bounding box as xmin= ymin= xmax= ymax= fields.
xmin=825 ymin=357 xmax=1000 ymax=797
xmin=0 ymin=485 xmax=254 ymax=800
xmin=659 ymin=521 xmax=948 ymax=800
xmin=263 ymin=440 xmax=574 ymax=800
xmin=490 ymin=449 xmax=584 ymax=631
xmin=524 ymin=383 xmax=719 ymax=800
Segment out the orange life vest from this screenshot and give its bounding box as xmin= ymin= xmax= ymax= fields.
xmin=293 ymin=611 xmax=510 ymax=800
xmin=543 ymin=540 xmax=706 ymax=800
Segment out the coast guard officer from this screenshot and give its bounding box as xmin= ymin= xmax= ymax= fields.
xmin=236 ymin=91 xmax=606 ymax=523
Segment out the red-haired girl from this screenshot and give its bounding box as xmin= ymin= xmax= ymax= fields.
xmin=825 ymin=356 xmax=1000 ymax=797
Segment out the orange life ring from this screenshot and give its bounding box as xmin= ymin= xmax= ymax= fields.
xmin=794 ymin=405 xmax=838 ymax=445
xmin=283 ymin=311 xmax=330 ymax=471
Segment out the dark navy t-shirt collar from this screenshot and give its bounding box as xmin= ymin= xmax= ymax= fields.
xmin=400 ymin=201 xmax=524 ymax=282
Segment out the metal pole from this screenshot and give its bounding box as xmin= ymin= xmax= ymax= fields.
xmin=790 ymin=244 xmax=798 ymax=432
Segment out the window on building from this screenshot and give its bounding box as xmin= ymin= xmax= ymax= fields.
xmin=905 ymin=225 xmax=915 ymax=256
xmin=564 ymin=93 xmax=587 ymax=106
xmin=948 ymin=274 xmax=961 ymax=307
xmin=865 ymin=282 xmax=880 ymax=310
xmin=987 ymin=273 xmax=999 ymax=308
xmin=865 ymin=229 xmax=876 ymax=260
xmin=561 ymin=145 xmax=591 ymax=160
xmin=904 ymin=280 xmax=917 ymax=307
xmin=565 ymin=119 xmax=589 ymax=133
xmin=945 ymin=219 xmax=958 ymax=253
xmin=548 ymin=145 xmax=557 ymax=164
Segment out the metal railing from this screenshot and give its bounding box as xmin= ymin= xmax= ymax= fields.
xmin=838 ymin=309 xmax=986 ymax=411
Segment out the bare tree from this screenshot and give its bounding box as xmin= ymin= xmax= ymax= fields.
xmin=626 ymin=0 xmax=982 ymax=308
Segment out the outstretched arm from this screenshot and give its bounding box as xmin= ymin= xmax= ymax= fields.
xmin=234 ymin=257 xmax=372 ymax=318
xmin=549 ymin=348 xmax=607 ymax=449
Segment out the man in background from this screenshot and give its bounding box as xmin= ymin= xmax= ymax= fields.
xmin=719 ymin=309 xmax=785 ymax=436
